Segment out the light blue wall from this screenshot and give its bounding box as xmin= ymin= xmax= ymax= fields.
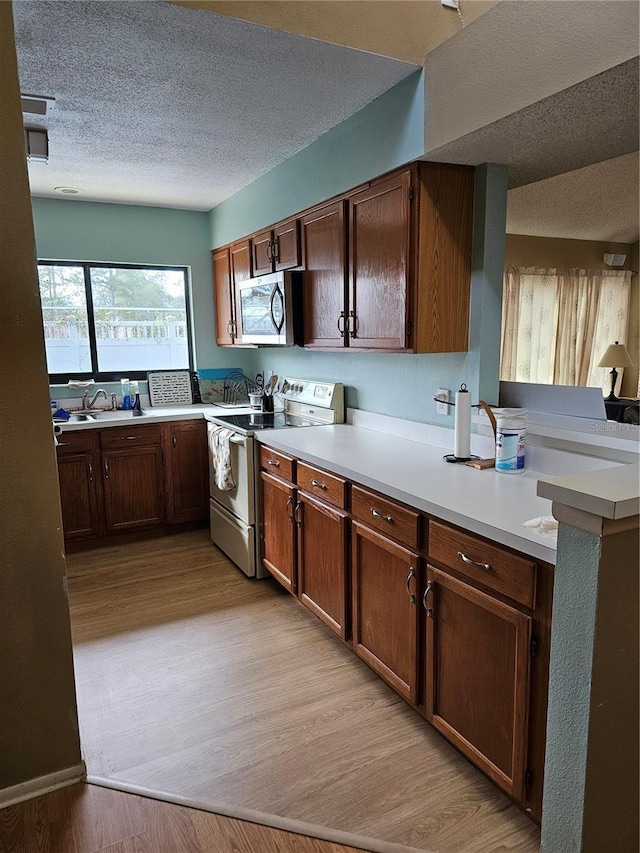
xmin=31 ymin=197 xmax=254 ymax=398
xmin=209 ymin=71 xmax=425 ymax=248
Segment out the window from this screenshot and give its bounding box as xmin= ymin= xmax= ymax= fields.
xmin=38 ymin=262 xmax=194 ymax=382
xmin=500 ymin=267 xmax=631 ymax=393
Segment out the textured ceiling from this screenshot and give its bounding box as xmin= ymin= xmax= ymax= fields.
xmin=426 ymin=57 xmax=639 ymax=188
xmin=14 ymin=1 xmax=417 ymax=210
xmin=507 ymin=153 xmax=640 ymax=243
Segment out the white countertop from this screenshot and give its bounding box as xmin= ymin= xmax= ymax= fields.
xmin=255 ymin=424 xmax=560 ymax=565
xmin=55 ymin=403 xmax=252 ymax=431
xmin=538 ymin=463 xmax=640 ymax=520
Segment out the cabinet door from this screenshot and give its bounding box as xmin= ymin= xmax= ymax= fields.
xmin=424 ymin=566 xmax=531 ymax=801
xmin=212 ymin=248 xmax=234 ymax=345
xmin=166 ymin=421 xmax=208 ymax=523
xmin=297 ymin=492 xmax=348 ymax=639
xmin=351 ymin=521 xmax=419 ymax=702
xmin=349 ymin=171 xmax=411 ymax=350
xmin=302 ymin=201 xmax=347 ymax=348
xmin=260 ymin=471 xmax=296 ymax=593
xmin=57 ymin=453 xmax=101 ymax=541
xmin=274 ymin=218 xmax=301 ymax=271
xmin=252 ymin=229 xmax=274 ymax=276
xmin=102 ymin=446 xmax=164 ymax=531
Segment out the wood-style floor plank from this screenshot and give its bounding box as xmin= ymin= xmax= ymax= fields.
xmin=63 ymin=530 xmax=540 ymax=852
xmin=0 ymin=783 xmax=365 ymax=853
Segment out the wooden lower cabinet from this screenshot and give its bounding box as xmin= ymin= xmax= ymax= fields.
xmin=351 ymin=521 xmax=419 ymax=703
xmin=56 ymin=453 xmax=101 ymax=540
xmin=165 ymin=420 xmax=209 ymax=523
xmin=57 ymin=419 xmax=208 ymax=545
xmin=102 ymin=446 xmax=165 ymax=531
xmin=260 ymin=470 xmax=297 ymax=593
xmin=296 ymin=492 xmax=348 ymax=639
xmin=424 ymin=565 xmax=532 ymax=801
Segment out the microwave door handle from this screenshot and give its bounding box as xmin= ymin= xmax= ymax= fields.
xmin=269 ymin=284 xmax=285 ymax=334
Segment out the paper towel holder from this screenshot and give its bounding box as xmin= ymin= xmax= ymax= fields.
xmin=433 ymin=388 xmax=497 ymax=464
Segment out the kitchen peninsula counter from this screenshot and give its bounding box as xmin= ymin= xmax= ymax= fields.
xmin=257 ymin=422 xmax=564 ymax=565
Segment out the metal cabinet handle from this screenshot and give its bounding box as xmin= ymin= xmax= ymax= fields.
xmin=103 ymin=459 xmax=109 ymax=479
xmin=422 ymin=581 xmax=434 ymax=618
xmin=266 ymin=241 xmax=272 ymax=261
xmin=293 ymin=501 xmax=302 ymax=527
xmin=172 ymin=435 xmax=177 ymax=449
xmin=272 ymin=237 xmax=280 ymax=262
xmin=121 ymin=435 xmax=141 ymax=441
xmin=371 ymin=508 xmax=393 ymax=523
xmin=457 ymin=550 xmax=492 ymax=572
xmin=267 ymin=459 xmax=280 ymax=467
xmin=286 ymin=496 xmax=294 ymax=523
xmin=57 ymin=441 xmax=71 ymax=447
xmin=405 ymin=566 xmax=417 ymax=604
xmin=310 ymin=478 xmax=327 ymax=490
xmin=337 ymin=311 xmax=346 ymax=337
xmin=227 ymin=320 xmax=234 ymax=337
xmin=87 ymin=460 xmax=93 ymax=482
xmin=348 ymin=310 xmax=358 ymax=338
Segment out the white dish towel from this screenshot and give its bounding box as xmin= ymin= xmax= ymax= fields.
xmin=208 ymin=426 xmax=236 ymax=491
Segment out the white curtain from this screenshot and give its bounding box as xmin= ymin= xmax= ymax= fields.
xmin=586 ymin=271 xmax=632 ymax=394
xmin=501 ymin=267 xmax=632 ymax=391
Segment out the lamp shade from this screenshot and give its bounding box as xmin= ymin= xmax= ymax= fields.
xmin=598 ymin=341 xmax=634 ymax=369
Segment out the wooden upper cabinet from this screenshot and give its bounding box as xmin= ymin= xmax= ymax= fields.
xmin=252 ymin=218 xmax=301 ymax=276
xmin=230 ymin=240 xmax=252 ymax=285
xmin=349 ymin=170 xmax=411 ymax=350
xmin=414 ymin=163 xmax=474 ymax=353
xmin=302 ymin=200 xmax=347 ymax=348
xmin=212 ymin=247 xmax=234 ymax=346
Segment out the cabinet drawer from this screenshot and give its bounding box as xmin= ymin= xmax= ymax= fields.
xmin=260 ymin=446 xmax=294 ymax=482
xmin=428 ymin=521 xmax=536 ymax=609
xmin=99 ymin=424 xmax=162 ymax=449
xmin=55 ymin=429 xmax=95 ymax=455
xmin=351 ymin=485 xmax=419 ymax=549
xmin=297 ymin=461 xmax=346 ymax=509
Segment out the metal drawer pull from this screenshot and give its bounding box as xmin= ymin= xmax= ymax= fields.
xmin=310 ymin=478 xmax=327 ymax=490
xmin=422 ymin=581 xmax=433 ymax=618
xmin=121 ymin=435 xmax=141 ymax=441
xmin=405 ymin=566 xmax=416 ymax=603
xmin=371 ymin=508 xmax=393 ymax=523
xmin=458 ymin=551 xmax=492 ymax=572
xmin=267 ymin=459 xmax=280 ymax=467
xmin=57 ymin=441 xmax=71 ymax=446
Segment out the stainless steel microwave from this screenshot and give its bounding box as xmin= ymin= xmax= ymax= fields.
xmin=236 ymin=271 xmax=303 ymax=346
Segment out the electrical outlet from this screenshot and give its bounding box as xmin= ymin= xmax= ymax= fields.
xmin=436 ymin=388 xmax=449 ymax=415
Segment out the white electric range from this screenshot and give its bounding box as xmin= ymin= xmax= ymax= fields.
xmin=205 ymin=378 xmax=344 ymax=578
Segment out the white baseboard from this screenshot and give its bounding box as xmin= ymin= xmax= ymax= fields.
xmin=0 ymin=762 xmax=86 ymax=809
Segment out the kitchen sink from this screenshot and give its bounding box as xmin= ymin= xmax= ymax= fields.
xmin=56 ymin=410 xmax=147 ymax=423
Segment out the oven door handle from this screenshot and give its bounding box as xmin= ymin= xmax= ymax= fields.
xmin=229 ymin=435 xmax=246 ymax=446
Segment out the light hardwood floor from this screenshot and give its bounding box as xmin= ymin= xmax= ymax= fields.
xmin=0 ymin=782 xmax=366 ymax=853
xmin=64 ymin=529 xmax=540 ymax=853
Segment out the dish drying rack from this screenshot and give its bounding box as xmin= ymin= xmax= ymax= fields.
xmin=218 ymin=371 xmax=261 ymax=406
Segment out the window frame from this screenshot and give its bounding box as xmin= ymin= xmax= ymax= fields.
xmin=39 ymin=260 xmax=195 ymax=383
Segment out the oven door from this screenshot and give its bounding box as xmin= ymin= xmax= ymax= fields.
xmin=207 ymin=424 xmax=254 ymax=525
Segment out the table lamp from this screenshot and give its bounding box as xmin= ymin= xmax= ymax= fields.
xmin=598 ymin=341 xmax=633 ymax=401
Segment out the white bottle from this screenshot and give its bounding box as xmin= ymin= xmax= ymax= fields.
xmin=495 ymin=410 xmax=527 ymax=474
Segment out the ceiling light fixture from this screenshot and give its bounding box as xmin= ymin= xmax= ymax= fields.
xmin=25 ymin=127 xmax=49 ymax=163
xmin=54 ymin=186 xmax=83 ymax=195
xmin=21 ymin=94 xmax=55 ymax=116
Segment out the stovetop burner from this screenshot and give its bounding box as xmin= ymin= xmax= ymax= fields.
xmin=210 ymin=412 xmax=321 ymax=431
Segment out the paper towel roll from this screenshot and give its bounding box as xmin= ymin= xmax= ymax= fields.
xmin=454 ymin=386 xmax=471 ymax=459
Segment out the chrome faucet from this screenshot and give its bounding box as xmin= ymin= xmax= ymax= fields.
xmin=83 ymin=388 xmax=109 ymax=410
